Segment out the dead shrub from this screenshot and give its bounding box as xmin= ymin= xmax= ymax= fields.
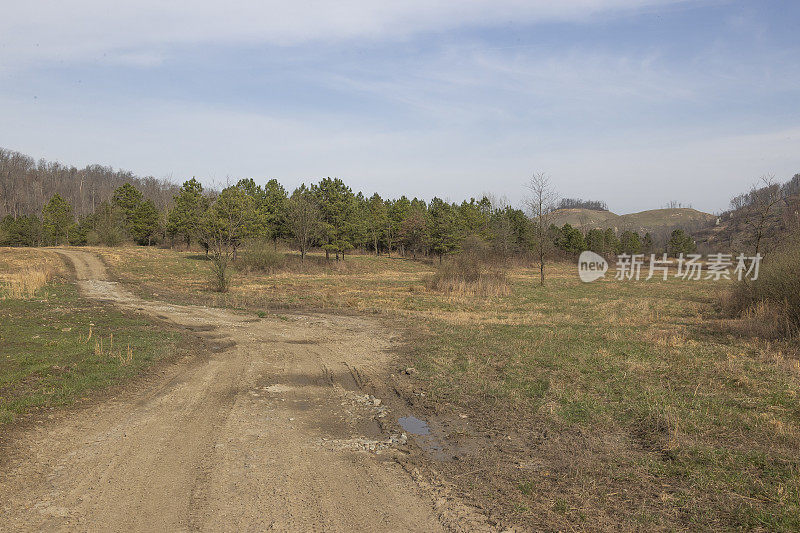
xmin=238 ymin=239 xmax=286 ymax=274
xmin=427 ymin=236 xmax=511 ymax=297
xmin=209 ymin=254 xmax=231 ymax=292
xmin=723 ymin=240 xmax=800 ymax=338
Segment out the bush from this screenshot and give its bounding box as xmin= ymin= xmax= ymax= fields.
xmin=238 ymin=239 xmax=286 ymax=274
xmin=210 ymin=254 xmax=231 ymax=292
xmin=86 ymin=227 xmax=123 ymax=247
xmin=724 ymin=241 xmax=800 ymax=337
xmin=428 ymin=237 xmax=510 ymax=297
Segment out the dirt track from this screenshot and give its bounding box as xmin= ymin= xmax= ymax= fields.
xmin=0 ymin=249 xmax=487 ymax=532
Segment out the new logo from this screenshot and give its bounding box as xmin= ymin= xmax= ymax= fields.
xmin=578 ymin=251 xmax=608 ymax=283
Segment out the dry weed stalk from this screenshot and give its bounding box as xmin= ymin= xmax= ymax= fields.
xmin=1 ymin=268 xmax=53 ymax=299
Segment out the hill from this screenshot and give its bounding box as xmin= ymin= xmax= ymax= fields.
xmin=694 ymin=174 xmax=800 ymax=253
xmin=550 ymin=207 xmax=717 ymax=236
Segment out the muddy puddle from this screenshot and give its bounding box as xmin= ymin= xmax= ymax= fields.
xmin=398 ymin=416 xmax=430 ymax=435
xmin=399 ymin=415 xmax=454 ymax=460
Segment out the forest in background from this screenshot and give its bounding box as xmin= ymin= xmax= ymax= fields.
xmin=1 ymin=147 xmax=797 ymax=265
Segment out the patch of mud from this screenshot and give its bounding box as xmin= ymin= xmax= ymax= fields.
xmin=208 ymin=339 xmax=237 ymax=353
xmin=399 ymin=415 xmax=430 ymax=435
xmin=316 ymin=433 xmax=408 ymax=454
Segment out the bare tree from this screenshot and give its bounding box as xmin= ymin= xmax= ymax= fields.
xmin=286 ymin=186 xmax=322 ymax=262
xmin=743 ymin=175 xmax=783 ymax=255
xmin=525 ymin=172 xmax=558 ymax=286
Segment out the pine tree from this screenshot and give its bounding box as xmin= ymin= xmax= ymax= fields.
xmin=112 ymin=183 xmax=144 ymax=236
xmin=263 ymin=179 xmax=288 ymax=249
xmin=428 ymin=197 xmax=459 ymax=261
xmin=366 ymin=193 xmax=387 ymax=255
xmin=603 ymin=228 xmax=621 ymax=255
xmin=667 ymin=229 xmax=696 ymax=256
xmin=558 ymin=223 xmax=587 ymax=254
xmin=620 ymin=230 xmax=642 ymax=254
xmin=586 ymin=228 xmax=606 ymax=254
xmin=42 ymin=194 xmax=74 ymax=245
xmin=167 ymin=178 xmax=207 ymax=247
xmin=313 ymin=177 xmax=357 ymax=260
xmin=130 ymin=200 xmax=160 ymax=245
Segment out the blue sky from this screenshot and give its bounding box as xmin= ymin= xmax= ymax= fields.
xmin=1 ymin=0 xmax=798 ymax=213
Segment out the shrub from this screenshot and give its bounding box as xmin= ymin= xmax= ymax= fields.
xmin=724 ymin=241 xmax=800 ymax=337
xmin=87 ymin=227 xmax=123 ymax=247
xmin=238 ymin=239 xmax=286 ymax=274
xmin=428 ymin=237 xmax=510 ymax=297
xmin=210 ymin=254 xmax=231 ymax=292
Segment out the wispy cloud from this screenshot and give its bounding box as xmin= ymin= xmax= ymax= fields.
xmin=1 ymin=1 xmax=690 ymax=70
xmin=1 ymin=0 xmax=798 ymax=214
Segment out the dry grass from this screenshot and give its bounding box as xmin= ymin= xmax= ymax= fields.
xmin=427 ymin=248 xmax=511 ymax=297
xmin=91 ymin=245 xmax=800 ymax=530
xmin=723 ymin=240 xmax=800 ymax=338
xmin=427 ymin=269 xmax=511 ymax=297
xmin=0 ymin=247 xmax=65 ymax=300
xmin=0 ymin=268 xmax=53 ymax=299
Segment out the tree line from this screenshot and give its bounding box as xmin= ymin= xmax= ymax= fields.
xmin=0 ymin=147 xmax=178 ymax=219
xmin=0 ymin=174 xmax=699 ymax=259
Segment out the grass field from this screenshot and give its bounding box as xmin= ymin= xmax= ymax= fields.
xmin=0 ymin=248 xmax=187 ymax=426
xmin=14 ymin=245 xmax=800 ymax=530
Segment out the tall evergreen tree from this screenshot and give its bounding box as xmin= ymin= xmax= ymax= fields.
xmin=112 ymin=183 xmax=144 ymax=234
xmin=389 ymin=196 xmax=411 ymax=256
xmin=365 ymin=193 xmax=387 ymax=255
xmin=263 ymin=179 xmax=288 ymax=249
xmin=667 ymin=229 xmax=696 ymax=256
xmin=586 ymin=228 xmax=606 ymax=254
xmin=313 ymin=177 xmax=357 ymax=260
xmin=42 ymin=194 xmax=74 ymax=245
xmin=130 ymin=199 xmax=160 ymax=245
xmin=603 ymin=228 xmax=621 ymax=255
xmin=620 ymin=230 xmax=642 ymax=254
xmin=167 ymin=178 xmax=207 ymax=247
xmin=428 ymin=197 xmax=459 ymax=261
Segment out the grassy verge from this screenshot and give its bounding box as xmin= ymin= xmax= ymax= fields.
xmin=406 ymin=276 xmax=800 ymax=530
xmin=94 ymin=245 xmax=800 ymax=530
xmin=0 ymin=274 xmax=185 ymax=426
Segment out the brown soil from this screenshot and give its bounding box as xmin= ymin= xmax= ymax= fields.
xmin=0 ymin=249 xmax=493 ymax=532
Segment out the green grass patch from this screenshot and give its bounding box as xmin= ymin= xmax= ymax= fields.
xmin=0 ymin=282 xmax=184 ymax=425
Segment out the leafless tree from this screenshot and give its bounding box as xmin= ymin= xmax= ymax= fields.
xmin=286 ymin=187 xmax=322 ymax=262
xmin=0 ymin=147 xmax=181 ymax=219
xmin=525 ymin=172 xmax=558 ymax=286
xmin=743 ymin=175 xmax=783 ymax=255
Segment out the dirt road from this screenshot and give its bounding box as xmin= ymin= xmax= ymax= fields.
xmin=0 ymin=249 xmax=484 ymax=531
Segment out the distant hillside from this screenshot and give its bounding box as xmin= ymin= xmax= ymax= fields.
xmin=551 ymin=207 xmax=716 ymax=236
xmin=694 ymin=174 xmax=800 ymax=254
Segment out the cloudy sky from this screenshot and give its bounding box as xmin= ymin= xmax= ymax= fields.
xmin=1 ymin=1 xmax=798 ymax=213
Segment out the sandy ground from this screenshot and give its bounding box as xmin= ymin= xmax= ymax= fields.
xmin=0 ymin=249 xmax=490 ymax=532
